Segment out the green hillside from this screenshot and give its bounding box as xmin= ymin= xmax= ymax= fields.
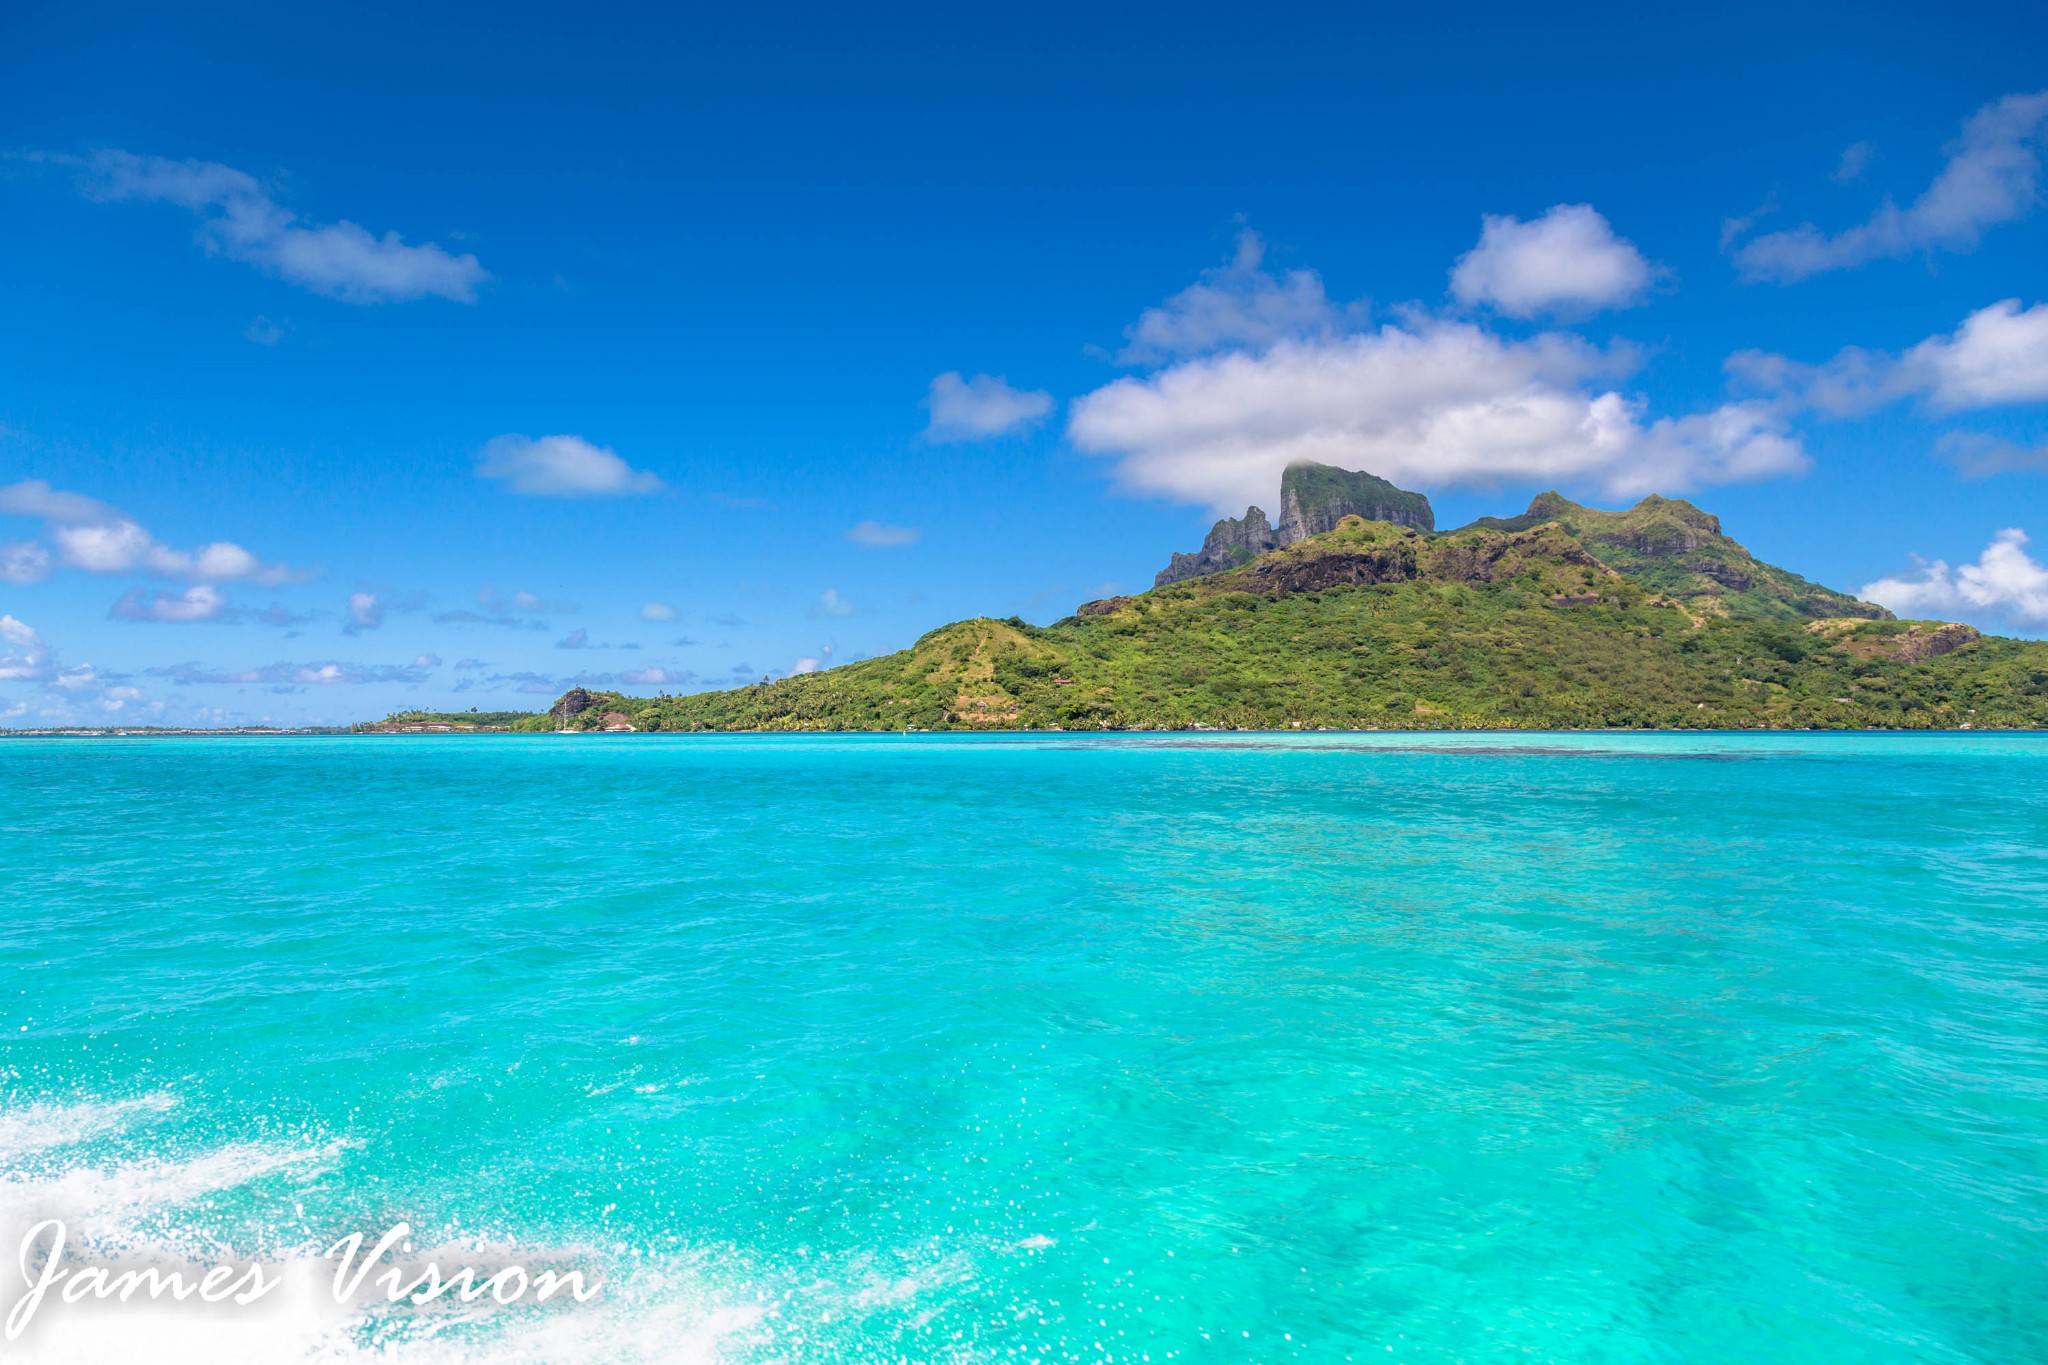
xmin=1456 ymin=491 xmax=1884 ymax=621
xmin=525 ymin=513 xmax=2048 ymax=733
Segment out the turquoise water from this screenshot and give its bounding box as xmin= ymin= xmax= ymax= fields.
xmin=3 ymin=733 xmax=2045 ymax=1362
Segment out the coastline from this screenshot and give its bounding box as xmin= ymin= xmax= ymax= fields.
xmin=7 ymin=723 xmax=2043 ymax=738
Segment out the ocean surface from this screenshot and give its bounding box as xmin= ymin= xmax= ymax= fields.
xmin=2 ymin=732 xmax=2044 ymax=1363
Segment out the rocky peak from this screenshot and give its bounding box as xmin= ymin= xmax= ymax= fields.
xmin=1276 ymin=462 xmax=1435 ymax=541
xmin=1153 ymin=464 xmax=1433 ymax=587
xmin=551 ymin=687 xmax=599 ymax=720
xmin=1153 ymin=506 xmax=1279 ymax=587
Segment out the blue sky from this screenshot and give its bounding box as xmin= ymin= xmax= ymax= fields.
xmin=2 ymin=0 xmax=2046 ymax=726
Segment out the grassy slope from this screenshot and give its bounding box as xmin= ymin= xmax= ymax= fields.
xmin=545 ymin=518 xmax=2048 ymax=732
xmin=1457 ymin=492 xmax=1887 ymax=620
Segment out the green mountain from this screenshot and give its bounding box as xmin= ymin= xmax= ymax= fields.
xmin=1455 ymin=491 xmax=1886 ymax=621
xmin=495 ymin=497 xmax=2048 ymax=734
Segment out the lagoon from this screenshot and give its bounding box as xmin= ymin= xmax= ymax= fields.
xmin=3 ymin=733 xmax=2045 ymax=1361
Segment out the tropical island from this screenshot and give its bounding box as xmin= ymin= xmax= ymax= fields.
xmin=360 ymin=463 xmax=2048 ymax=734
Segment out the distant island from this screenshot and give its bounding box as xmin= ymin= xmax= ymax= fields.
xmin=357 ymin=463 xmax=2048 ymax=734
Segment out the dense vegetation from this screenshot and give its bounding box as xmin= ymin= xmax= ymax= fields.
xmin=355 ymin=708 xmax=541 ymax=732
xmin=1456 ymin=491 xmax=1883 ymax=620
xmin=517 ymin=514 xmax=2048 ymax=733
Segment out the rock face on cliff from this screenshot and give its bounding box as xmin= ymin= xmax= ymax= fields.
xmin=551 ymin=687 xmax=599 ymax=721
xmin=1153 ymin=507 xmax=1279 ymax=587
xmin=1276 ymin=462 xmax=1435 ymax=541
xmin=1154 ymin=463 xmax=1434 ymax=587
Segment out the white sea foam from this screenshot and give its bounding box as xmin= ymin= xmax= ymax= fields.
xmin=1 ymin=1139 xmax=350 ymax=1245
xmin=5 ymin=1238 xmax=761 ymax=1365
xmin=0 ymin=1092 xmax=176 ymax=1164
xmin=0 ymin=1093 xmax=768 ymax=1363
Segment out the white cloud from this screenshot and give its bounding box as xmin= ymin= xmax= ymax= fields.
xmin=0 ymin=616 xmax=152 ymax=716
xmin=50 ymin=519 xmax=158 ymax=572
xmin=640 ymin=601 xmax=678 ymax=621
xmin=80 ymin=151 xmax=488 ymax=304
xmin=149 ymin=658 xmax=437 ymax=687
xmin=618 ymin=666 xmax=686 ymax=686
xmin=1833 ymin=141 xmax=1875 ymax=183
xmin=0 ymin=615 xmax=52 ymax=681
xmin=1450 ymin=205 xmax=1656 ymax=318
xmin=922 ymin=373 xmax=1054 ymax=442
xmin=1937 ymin=432 xmax=2048 ymax=476
xmin=1724 ymin=344 xmax=1900 ymax=418
xmin=434 ymin=585 xmax=575 ymax=629
xmin=1 ymin=542 xmax=51 ymax=584
xmin=846 ymin=520 xmax=920 ymax=548
xmin=1863 ymin=528 xmax=2048 ymax=628
xmin=51 ymin=664 xmax=105 ymax=692
xmin=813 ymin=588 xmax=854 ymax=618
xmin=1730 ymin=298 xmax=2048 ymax=417
xmin=790 ymin=657 xmax=822 ymax=675
xmin=1068 ymin=318 xmax=1803 ymax=513
xmin=110 ymin=585 xmax=230 ymax=623
xmin=476 ymin=434 xmax=663 ymax=498
xmin=0 ymin=480 xmax=118 ymax=523
xmin=1730 ymin=90 xmax=2048 ymax=282
xmin=1902 ymin=299 xmax=2048 ymax=410
xmin=0 ymin=479 xmax=301 ymax=584
xmin=345 ymin=591 xmax=383 ymax=633
xmin=1120 ymin=230 xmax=1340 ymax=361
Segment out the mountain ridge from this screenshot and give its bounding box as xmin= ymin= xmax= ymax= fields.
xmin=362 ymin=466 xmax=2048 ymax=734
xmin=368 ymin=475 xmax=2048 ymax=733
xmin=1452 ymin=490 xmax=1887 ymax=622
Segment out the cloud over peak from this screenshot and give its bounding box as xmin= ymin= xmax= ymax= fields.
xmin=79 ymin=150 xmax=489 ymax=304
xmin=1119 ymin=230 xmax=1342 ymax=361
xmin=1069 ymin=317 xmax=1802 ymax=513
xmin=1450 ymin=204 xmax=1657 ymax=318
